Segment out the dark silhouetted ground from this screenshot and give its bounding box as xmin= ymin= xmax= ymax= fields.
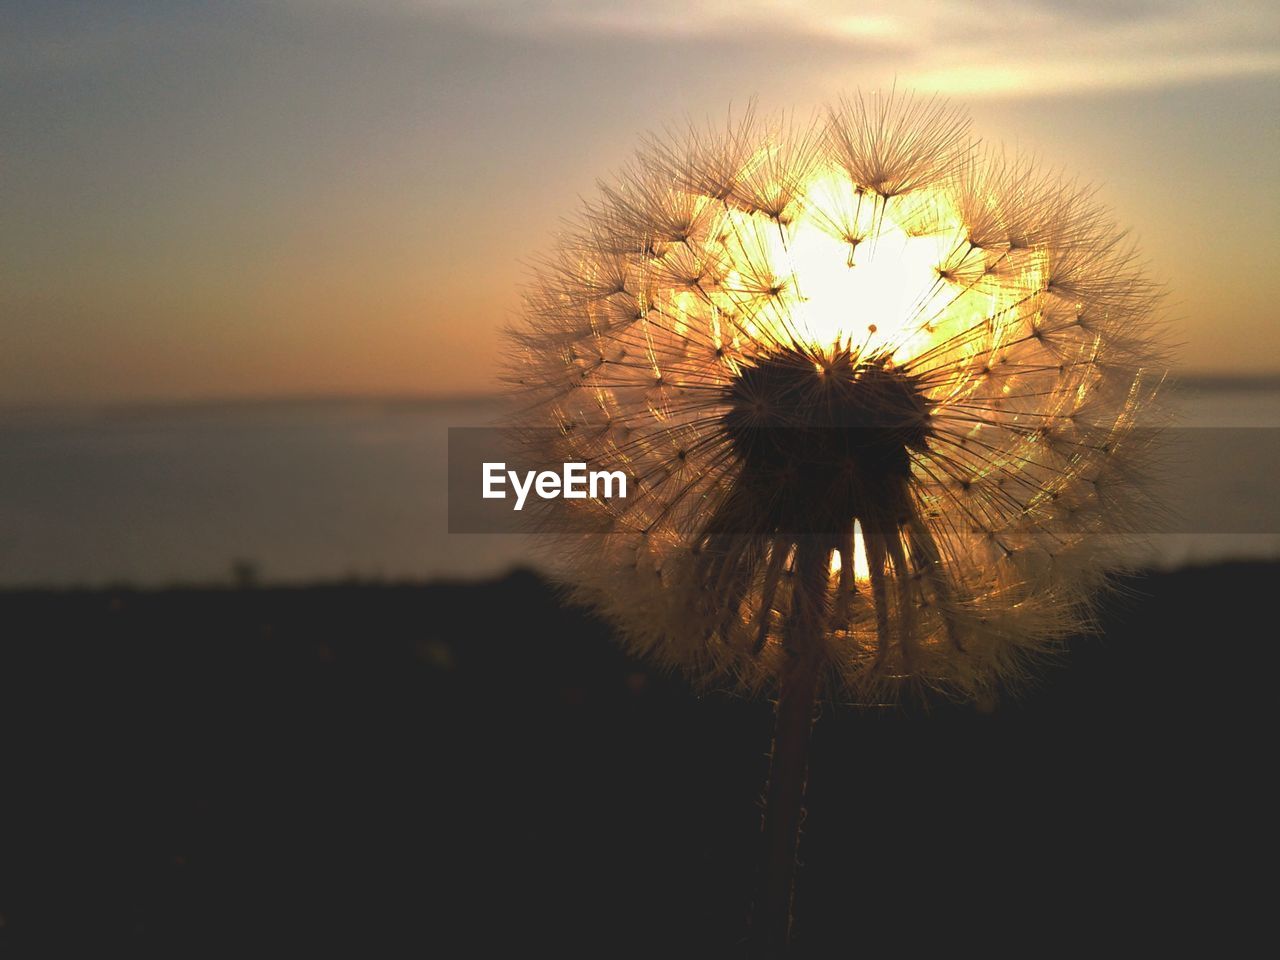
xmin=0 ymin=563 xmax=1272 ymax=954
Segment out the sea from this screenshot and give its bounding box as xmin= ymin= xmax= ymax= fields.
xmin=2 ymin=382 xmax=1278 ymax=588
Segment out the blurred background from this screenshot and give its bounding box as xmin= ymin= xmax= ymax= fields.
xmin=1 ymin=1 xmax=1277 ymax=952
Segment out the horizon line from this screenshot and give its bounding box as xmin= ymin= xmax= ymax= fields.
xmin=3 ymin=371 xmax=1280 ymax=414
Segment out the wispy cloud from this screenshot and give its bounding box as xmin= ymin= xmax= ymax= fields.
xmin=363 ymin=0 xmax=1280 ymax=96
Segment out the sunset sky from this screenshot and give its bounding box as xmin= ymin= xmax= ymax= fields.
xmin=4 ymin=0 xmax=1278 ymax=404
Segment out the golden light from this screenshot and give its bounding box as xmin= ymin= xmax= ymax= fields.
xmin=828 ymin=520 xmax=872 ymax=582
xmin=776 ymin=171 xmax=956 ymax=353
xmin=699 ymin=162 xmax=1029 ymax=373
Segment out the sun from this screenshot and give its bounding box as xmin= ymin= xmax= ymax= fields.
xmin=697 ymin=160 xmax=1038 ymax=383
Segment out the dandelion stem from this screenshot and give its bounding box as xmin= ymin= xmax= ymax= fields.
xmin=756 ymin=537 xmax=826 ymax=953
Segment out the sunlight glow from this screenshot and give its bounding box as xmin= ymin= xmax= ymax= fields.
xmin=829 ymin=521 xmax=871 ymax=582
xmin=782 ymin=191 xmax=949 ymax=354
xmin=706 ymin=163 xmax=1010 ymax=367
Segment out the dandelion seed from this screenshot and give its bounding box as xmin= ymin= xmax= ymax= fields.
xmin=502 ymin=90 xmax=1167 ymax=948
xmin=506 ymin=92 xmax=1165 ymax=701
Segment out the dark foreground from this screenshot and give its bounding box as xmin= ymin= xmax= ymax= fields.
xmin=0 ymin=563 xmax=1272 ymax=954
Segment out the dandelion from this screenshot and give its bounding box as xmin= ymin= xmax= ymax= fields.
xmin=502 ymin=90 xmax=1166 ymax=948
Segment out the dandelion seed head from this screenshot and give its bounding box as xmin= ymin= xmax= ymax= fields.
xmin=503 ymin=90 xmax=1168 ymax=704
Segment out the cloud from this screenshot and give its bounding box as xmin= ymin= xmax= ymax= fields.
xmin=358 ymin=0 xmax=1280 ymax=96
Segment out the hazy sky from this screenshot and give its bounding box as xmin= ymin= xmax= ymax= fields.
xmin=4 ymin=0 xmax=1279 ymax=403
